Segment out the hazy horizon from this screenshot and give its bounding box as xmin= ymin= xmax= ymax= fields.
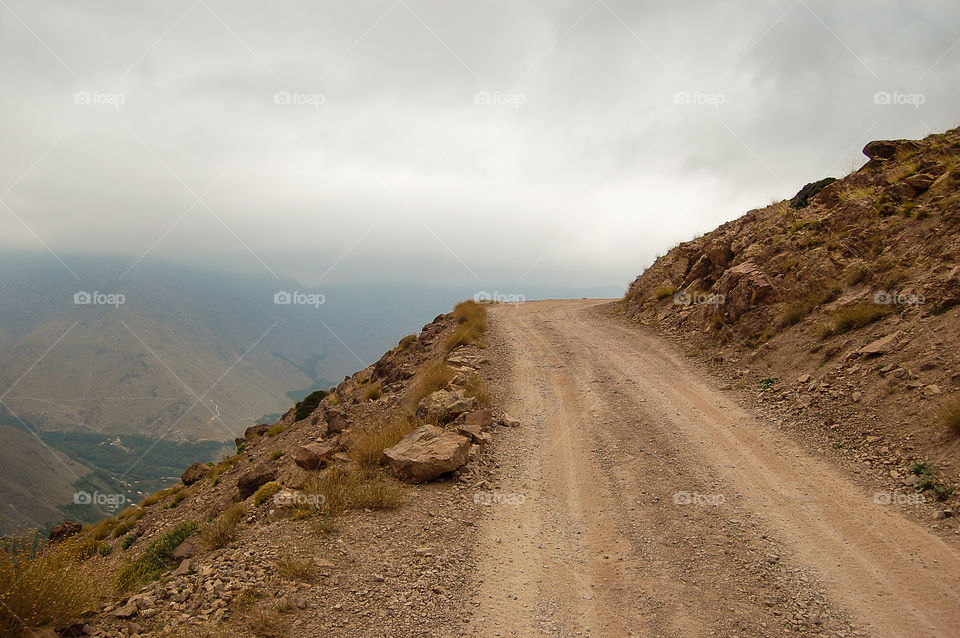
xmin=3 ymin=1 xmax=959 ymax=289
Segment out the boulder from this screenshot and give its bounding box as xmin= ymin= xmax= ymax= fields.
xmin=237 ymin=464 xmax=277 ymax=499
xmin=48 ymin=520 xmax=82 ymax=544
xmin=500 ymin=413 xmax=521 ymax=428
xmin=382 ymin=425 xmax=471 ymax=483
xmin=905 ymin=173 xmax=937 ymax=192
xmin=244 ymin=424 xmax=270 ymax=439
xmin=169 ymin=537 xmax=195 ymax=562
xmin=415 ymin=390 xmax=478 ymax=424
xmin=715 ymin=260 xmax=776 ymax=320
xmin=704 ymin=242 xmax=734 ymax=268
xmin=457 ymin=421 xmax=484 ymax=444
xmin=863 ymin=139 xmax=921 ymax=160
xmin=294 ymin=439 xmax=340 ymax=470
xmin=463 ymin=409 xmax=493 ymax=430
xmin=858 ymin=331 xmax=901 ymax=357
xmin=323 ymin=407 xmax=350 ymax=434
xmin=180 ymin=462 xmax=209 ymax=486
xmin=113 ymin=600 xmax=139 ymax=619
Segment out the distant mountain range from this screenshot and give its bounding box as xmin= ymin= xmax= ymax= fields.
xmin=0 ymin=253 xmax=623 ymax=529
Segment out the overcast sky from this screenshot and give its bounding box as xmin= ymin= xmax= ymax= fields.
xmin=1 ymin=0 xmax=958 ymax=289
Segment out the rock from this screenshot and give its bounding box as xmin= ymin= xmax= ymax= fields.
xmin=382 ymin=425 xmax=471 ymax=483
xmin=905 ymin=173 xmax=937 ymax=192
xmin=714 ymin=260 xmax=776 ymax=321
xmin=47 ymin=520 xmax=82 ymax=544
xmin=863 ymin=139 xmax=921 ymax=161
xmin=922 ymin=384 xmax=941 ymax=397
xmin=878 ymin=364 xmax=895 ymax=374
xmin=934 ymin=509 xmax=954 ymax=520
xmin=180 ymin=462 xmax=210 ymax=486
xmin=237 ymin=464 xmax=277 ymax=499
xmin=852 ymin=391 xmax=863 ymax=402
xmin=244 ymin=424 xmax=270 ymax=439
xmin=114 ymin=600 xmax=139 ymax=619
xmin=173 ymin=558 xmax=192 ymax=576
xmin=294 ymin=439 xmax=340 ymax=470
xmin=704 ymin=242 xmax=734 ymax=268
xmin=464 ymin=409 xmax=493 ymax=430
xmin=797 ymin=374 xmax=811 ymax=384
xmin=858 ymin=332 xmax=901 ymax=357
xmin=415 ymin=390 xmax=478 ymax=424
xmin=500 ymin=413 xmax=521 ymax=428
xmin=457 ymin=421 xmax=484 ymax=444
xmin=234 ymin=437 xmax=246 ymax=451
xmin=169 ymin=538 xmax=195 ymax=562
xmin=323 ymin=407 xmax=350 ymax=434
xmin=891 ymin=368 xmax=908 ymax=378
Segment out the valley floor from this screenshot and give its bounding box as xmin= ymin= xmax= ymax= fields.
xmin=466 ymin=300 xmax=960 ymax=637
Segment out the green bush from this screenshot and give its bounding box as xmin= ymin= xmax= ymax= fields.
xmin=294 ymin=389 xmax=328 ymax=421
xmin=253 ymin=481 xmax=282 ymax=506
xmin=115 ymin=521 xmax=198 ymax=592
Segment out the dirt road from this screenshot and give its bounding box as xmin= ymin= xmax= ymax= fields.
xmin=467 ymin=300 xmax=960 ymax=637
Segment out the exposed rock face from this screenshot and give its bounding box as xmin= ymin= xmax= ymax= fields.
xmin=382 ymin=425 xmax=471 ymax=483
xmin=715 ymin=260 xmax=776 ymax=321
xmin=181 ymin=462 xmax=210 ymax=486
xmin=237 ymin=464 xmax=277 ymax=499
xmin=323 ymin=407 xmax=350 ymax=434
xmin=294 ymin=439 xmax=340 ymax=470
xmin=415 ymin=390 xmax=478 ymax=424
xmin=48 ymin=520 xmax=82 ymax=544
xmin=244 ymin=424 xmax=270 ymax=439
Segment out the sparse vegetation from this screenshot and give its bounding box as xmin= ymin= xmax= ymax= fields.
xmin=364 ymin=383 xmax=383 ymax=401
xmin=407 ymin=359 xmax=454 ymax=410
xmin=116 ymin=521 xmax=199 ymax=592
xmin=0 ymin=529 xmax=104 ymax=635
xmin=837 ymin=185 xmax=877 ymax=204
xmin=301 ymin=466 xmax=402 ymax=516
xmin=398 ymin=333 xmax=417 ymax=350
xmin=817 ymin=303 xmax=890 ymax=339
xmin=270 ymin=449 xmax=284 ymax=461
xmin=653 ymin=285 xmax=680 ymax=300
xmin=759 ymin=377 xmax=780 ymax=390
xmin=446 ymin=300 xmax=488 ymax=350
xmin=200 ymin=503 xmax=246 ymax=550
xmin=461 ymin=373 xmax=492 ymax=408
xmin=348 ymin=415 xmax=416 ymax=469
xmin=266 ymin=423 xmax=286 ymax=437
xmin=140 ymin=485 xmax=182 ymax=508
xmin=253 ymin=481 xmax=283 ymax=506
xmin=274 ymin=555 xmax=318 ymax=581
xmin=940 ymin=397 xmax=960 ymax=435
xmin=121 ymin=533 xmax=137 ymax=550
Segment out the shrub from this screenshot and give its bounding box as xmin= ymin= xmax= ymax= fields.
xmin=208 ymin=455 xmax=240 ymax=481
xmin=653 ymin=286 xmax=679 ymax=300
xmin=328 ymin=393 xmax=340 ymax=406
xmin=364 ymin=384 xmax=383 ymax=401
xmin=140 ymin=485 xmax=182 ymax=508
xmin=270 ymin=450 xmax=284 ymax=461
xmin=267 ymin=424 xmax=286 ymax=437
xmin=253 ymin=481 xmax=282 ymax=507
xmin=274 ymin=555 xmax=318 ymax=581
xmin=348 ymin=416 xmax=417 ymax=469
xmin=116 ymin=521 xmax=199 ymax=592
xmin=446 ymin=300 xmax=488 ymax=351
xmin=112 ymin=520 xmax=135 ymax=538
xmin=121 ymin=533 xmax=137 ymax=550
xmin=940 ymin=397 xmax=960 ymax=435
xmin=818 ymin=303 xmax=890 ymax=339
xmin=407 ymin=360 xmax=454 ymax=410
xmin=349 ymin=471 xmax=403 ymax=510
xmin=199 ymin=504 xmax=246 ymax=550
xmin=789 ymin=177 xmax=837 ymax=209
xmin=398 ymin=334 xmax=417 ymax=350
xmin=87 ymin=518 xmax=116 ymax=541
xmin=0 ymin=529 xmax=104 ymax=635
xmin=165 ymin=491 xmax=188 ymax=509
xmin=760 ymin=377 xmax=780 ymax=390
xmin=294 ymin=389 xmax=328 ymax=421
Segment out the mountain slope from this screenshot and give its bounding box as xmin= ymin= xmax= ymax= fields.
xmin=621 ymin=125 xmax=960 ymax=485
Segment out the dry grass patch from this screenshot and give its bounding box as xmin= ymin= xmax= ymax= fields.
xmin=0 ymin=529 xmax=105 ymax=635
xmin=274 ymin=555 xmax=318 ymax=581
xmin=941 ymin=397 xmax=960 ymax=435
xmin=461 ymin=373 xmax=492 ymax=408
xmin=817 ymin=303 xmax=891 ymax=339
xmin=363 ymin=383 xmax=383 ymax=401
xmin=445 ymin=300 xmax=488 ymax=351
xmin=397 ymin=333 xmax=417 ymax=350
xmin=302 ymin=466 xmax=403 ymax=516
xmin=407 ymin=359 xmax=454 ymax=410
xmin=200 ymin=503 xmax=246 ymax=550
xmin=653 ymin=285 xmax=679 ymax=300
xmin=348 ymin=415 xmax=416 ymax=469
xmin=116 ymin=521 xmax=199 ymax=592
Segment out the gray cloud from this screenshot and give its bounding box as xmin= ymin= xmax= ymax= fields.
xmin=2 ymin=0 xmax=958 ymax=288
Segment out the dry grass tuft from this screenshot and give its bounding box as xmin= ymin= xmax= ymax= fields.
xmin=0 ymin=529 xmax=105 ymax=635
xmin=274 ymin=555 xmax=318 ymax=581
xmin=200 ymin=503 xmax=246 ymax=550
xmin=817 ymin=303 xmax=891 ymax=339
xmin=348 ymin=415 xmax=416 ymax=469
xmin=445 ymin=300 xmax=488 ymax=351
xmin=407 ymin=360 xmax=454 ymax=410
xmin=364 ymin=383 xmax=383 ymax=401
xmin=941 ymin=397 xmax=960 ymax=435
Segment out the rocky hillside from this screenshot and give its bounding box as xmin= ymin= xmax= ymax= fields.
xmin=9 ymin=301 xmax=513 ymax=637
xmin=621 ymin=126 xmax=960 ymax=502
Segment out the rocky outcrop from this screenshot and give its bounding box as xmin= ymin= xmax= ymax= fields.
xmin=244 ymin=424 xmax=270 ymax=439
xmin=237 ymin=464 xmax=277 ymax=499
xmin=181 ymin=462 xmax=210 ymax=486
xmin=382 ymin=425 xmax=471 ymax=483
xmin=48 ymin=520 xmax=82 ymax=544
xmin=415 ymin=390 xmax=478 ymax=424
